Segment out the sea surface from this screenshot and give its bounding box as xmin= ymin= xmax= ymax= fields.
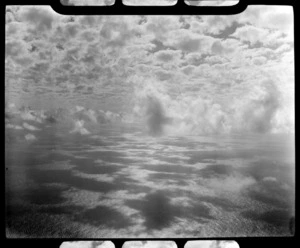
xmin=5 ymin=124 xmax=295 ymax=238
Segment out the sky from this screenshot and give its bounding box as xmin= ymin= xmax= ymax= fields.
xmin=5 ymin=5 xmax=294 ymax=135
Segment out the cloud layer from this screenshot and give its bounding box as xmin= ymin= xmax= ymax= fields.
xmin=5 ymin=5 xmax=294 ymax=137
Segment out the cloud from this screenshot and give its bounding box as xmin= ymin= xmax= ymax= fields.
xmin=6 ymin=124 xmax=23 ymax=130
xmin=145 ymin=16 xmax=182 ymax=42
xmin=207 ymin=174 xmax=256 ymax=193
xmin=234 ymin=79 xmax=281 ymax=133
xmin=164 ymin=29 xmax=215 ymax=54
xmin=70 ymin=120 xmax=90 ymax=135
xmin=144 ymin=96 xmax=172 ymax=136
xmin=19 ymin=6 xmax=56 ymax=32
xmin=20 ymin=110 xmax=43 ymax=123
xmin=252 ymin=56 xmax=267 ymax=66
xmin=25 ymin=133 xmax=36 ymax=141
xmin=130 ymin=72 xmax=292 ymax=136
xmin=5 ymin=6 xmax=294 ymax=136
xmin=240 ymin=6 xmax=293 ymax=37
xmin=263 ymin=177 xmax=277 ymax=182
xmin=155 ymin=70 xmax=173 ymax=81
xmin=154 ymin=50 xmax=182 ymax=64
xmin=100 ymin=19 xmax=136 ymax=48
xmin=5 ymin=41 xmax=21 ymax=57
xmin=231 ymin=25 xmax=269 ymax=45
xmin=23 ymin=122 xmax=41 ymax=131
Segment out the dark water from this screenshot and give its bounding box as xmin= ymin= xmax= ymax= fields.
xmin=5 ymin=125 xmax=295 ymax=237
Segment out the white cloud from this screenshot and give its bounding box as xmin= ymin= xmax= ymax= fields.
xmin=23 ymin=122 xmax=41 ymax=131
xmin=145 ymin=16 xmax=182 ymax=42
xmin=6 ymin=124 xmax=23 ymax=130
xmin=251 ymin=56 xmax=267 ymax=66
xmin=25 ymin=133 xmax=36 ymax=141
xmin=231 ymin=25 xmax=269 ymax=45
xmin=239 ymin=6 xmax=293 ymax=41
xmin=164 ymin=29 xmax=216 ymax=54
xmin=70 ymin=120 xmax=90 ymax=135
xmin=5 ymin=6 xmax=294 ymax=135
xmin=207 ymin=174 xmax=256 ymax=193
xmin=18 ymin=6 xmax=58 ymax=32
xmin=20 ymin=110 xmax=43 ymax=123
xmin=263 ymin=177 xmax=278 ymax=182
xmin=154 ymin=49 xmax=182 ymax=64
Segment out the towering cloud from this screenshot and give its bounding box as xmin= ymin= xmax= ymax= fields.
xmin=145 ymin=96 xmax=172 ymax=136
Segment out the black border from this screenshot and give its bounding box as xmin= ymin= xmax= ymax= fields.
xmin=3 ymin=0 xmax=298 ymax=248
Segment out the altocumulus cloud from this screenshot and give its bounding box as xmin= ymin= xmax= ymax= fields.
xmin=5 ymin=6 xmax=294 ymax=136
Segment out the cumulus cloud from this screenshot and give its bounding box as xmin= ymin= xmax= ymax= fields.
xmin=234 ymin=79 xmax=281 ymax=133
xmin=263 ymin=177 xmax=277 ymax=182
xmin=231 ymin=25 xmax=269 ymax=45
xmin=5 ymin=6 xmax=294 ymax=136
xmin=19 ymin=6 xmax=56 ymax=32
xmin=70 ymin=120 xmax=90 ymax=135
xmin=23 ymin=122 xmax=41 ymax=131
xmin=145 ymin=16 xmax=182 ymax=42
xmin=207 ymin=174 xmax=256 ymax=193
xmin=154 ymin=49 xmax=182 ymax=64
xmin=164 ymin=29 xmax=215 ymax=54
xmin=131 ymin=73 xmax=290 ymax=136
xmin=25 ymin=133 xmax=36 ymax=141
xmin=240 ymin=6 xmax=293 ymax=37
xmin=6 ymin=124 xmax=23 ymax=130
xmin=20 ymin=110 xmax=43 ymax=123
xmin=144 ymin=96 xmax=172 ymax=136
